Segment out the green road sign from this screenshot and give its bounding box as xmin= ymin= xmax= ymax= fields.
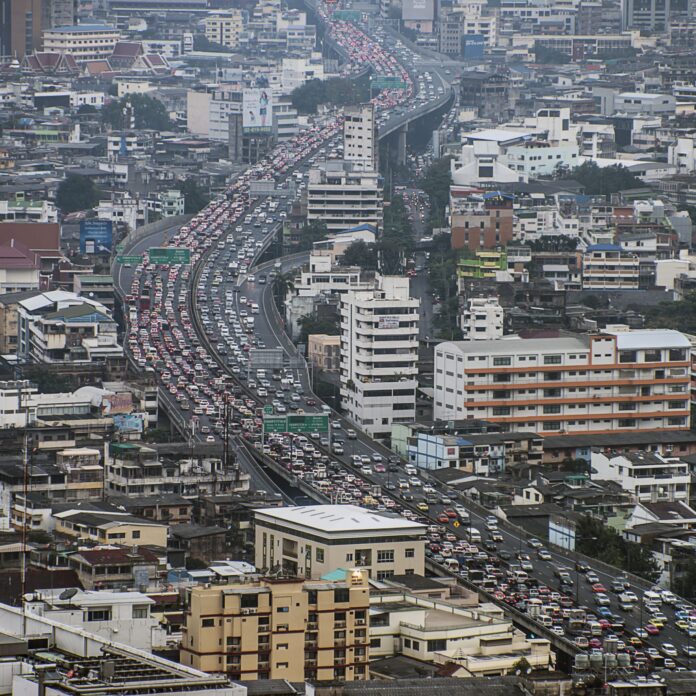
xmin=263 ymin=405 xmax=274 ymax=416
xmin=333 ymin=9 xmax=361 ymax=20
xmin=287 ymin=414 xmax=329 ymax=434
xmin=117 ymin=254 xmax=142 ymax=265
xmin=372 ymin=75 xmax=407 ymax=90
xmin=149 ymin=247 xmax=191 ymax=264
xmin=263 ymin=416 xmax=288 ymax=434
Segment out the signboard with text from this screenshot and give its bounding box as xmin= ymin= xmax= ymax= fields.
xmin=263 ymin=416 xmax=289 ymax=434
xmin=80 ymin=219 xmax=113 ymax=254
xmin=287 ymin=414 xmax=329 ymax=434
xmin=378 ymin=315 xmax=400 ymax=330
xmin=148 ymin=247 xmax=191 ymax=264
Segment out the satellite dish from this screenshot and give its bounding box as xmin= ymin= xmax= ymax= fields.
xmin=59 ymin=588 xmax=79 ymax=601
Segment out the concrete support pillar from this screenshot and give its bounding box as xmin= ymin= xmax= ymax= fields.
xmin=397 ymin=124 xmax=408 ymax=166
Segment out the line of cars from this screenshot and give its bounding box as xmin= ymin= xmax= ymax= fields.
xmin=122 ymin=11 xmax=416 ymax=445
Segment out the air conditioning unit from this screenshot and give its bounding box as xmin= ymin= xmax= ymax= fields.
xmin=241 ymin=608 xmax=253 ymax=615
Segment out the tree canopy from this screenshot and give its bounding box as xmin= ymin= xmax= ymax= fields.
xmin=379 ymin=194 xmax=415 ymax=274
xmin=56 ymin=174 xmax=102 ymax=214
xmin=290 ymin=75 xmax=370 ymax=114
xmin=569 ymin=161 xmax=641 ymax=196
xmin=297 ymin=219 xmax=329 ymax=251
xmin=102 ymin=93 xmax=173 ymax=131
xmin=576 ymin=515 xmax=660 ymax=582
xmin=643 ymin=291 xmax=696 ymax=334
xmin=419 ymin=156 xmax=452 ymax=230
xmin=178 ymin=178 xmax=210 ymax=214
xmin=298 ymin=312 xmax=340 ymax=345
xmin=338 ymin=239 xmax=378 ymax=270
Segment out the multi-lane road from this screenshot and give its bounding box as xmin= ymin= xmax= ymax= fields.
xmin=112 ymin=6 xmax=696 ymax=674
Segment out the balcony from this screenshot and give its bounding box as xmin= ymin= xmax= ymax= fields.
xmin=335 ymin=639 xmax=346 ymax=648
xmin=307 ymin=622 xmax=318 ymax=630
xmin=305 ymin=640 xmax=318 ymax=648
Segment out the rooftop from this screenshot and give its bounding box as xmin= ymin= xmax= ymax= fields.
xmin=254 ymin=504 xmax=425 ymax=534
xmin=437 ymin=335 xmax=588 ymax=355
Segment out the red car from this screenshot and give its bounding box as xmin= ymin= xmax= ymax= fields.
xmin=437 ymin=513 xmax=450 ymax=524
xmin=644 ymin=624 xmax=660 ymax=636
xmin=591 ymin=583 xmax=607 ymax=593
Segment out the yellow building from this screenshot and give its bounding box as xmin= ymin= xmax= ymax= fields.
xmin=308 ymin=334 xmax=341 ymax=372
xmin=253 ymin=504 xmax=426 ymax=580
xmin=53 ymin=508 xmax=167 ymax=547
xmin=203 ymin=10 xmax=247 ymax=49
xmin=180 ymin=569 xmax=370 ymax=682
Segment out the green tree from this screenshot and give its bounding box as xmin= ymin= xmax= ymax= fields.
xmin=178 ymin=178 xmax=209 ymax=214
xmin=56 ymin=174 xmax=102 ymax=214
xmin=378 ymin=194 xmax=415 ymax=274
xmin=297 ymin=313 xmax=340 ymax=345
xmin=419 ymin=156 xmax=452 ymax=230
xmin=102 ymin=93 xmax=173 ymax=131
xmin=569 ymin=161 xmax=641 ymax=196
xmin=534 ymin=45 xmax=570 ymax=65
xmin=576 ymin=515 xmax=659 ymax=582
xmin=643 ymin=291 xmax=696 ymax=333
xmin=30 ymin=367 xmax=73 ymax=393
xmin=529 ymin=236 xmax=578 ymax=252
xmin=192 ymin=34 xmax=232 ymax=52
xmin=339 ymin=240 xmax=378 ymax=269
xmin=290 ymin=75 xmax=370 ymax=114
xmin=297 ymin=219 xmax=329 ymax=251
xmin=673 ymin=558 xmax=696 ymax=600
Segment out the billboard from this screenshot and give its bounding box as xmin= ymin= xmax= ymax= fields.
xmin=402 ymin=0 xmax=434 ymax=21
xmin=80 ymin=219 xmax=113 ymax=254
xmin=243 ymin=88 xmax=273 ymax=135
xmin=462 ymin=34 xmax=485 ymax=59
xmin=103 ymin=392 xmax=133 ymax=416
xmin=114 ymin=413 xmax=145 ymax=433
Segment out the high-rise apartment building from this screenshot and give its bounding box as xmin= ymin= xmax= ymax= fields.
xmin=343 ymin=103 xmax=377 ymax=171
xmin=434 ymin=327 xmax=691 ymax=435
xmin=306 ymin=161 xmax=383 ymax=233
xmin=42 ymin=24 xmax=120 ymax=61
xmin=340 ymin=277 xmax=420 ymax=440
xmin=621 ymin=0 xmax=690 ymax=31
xmin=180 ymin=570 xmax=371 ymax=682
xmin=203 ymin=9 xmax=247 ymax=49
xmin=0 ymin=0 xmax=43 ymax=59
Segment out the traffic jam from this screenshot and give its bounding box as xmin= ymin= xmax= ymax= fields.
xmin=120 ymin=4 xmax=695 ymax=675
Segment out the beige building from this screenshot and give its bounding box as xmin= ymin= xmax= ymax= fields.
xmin=53 ymin=508 xmax=168 ymax=547
xmin=42 ymin=23 xmax=120 ymax=62
xmin=308 ymin=333 xmax=340 ymax=372
xmin=254 ymin=505 xmax=426 ymax=580
xmin=180 ymin=569 xmax=370 ymax=682
xmin=370 ymin=587 xmax=553 ymax=677
xmin=203 ymin=10 xmax=247 ymax=49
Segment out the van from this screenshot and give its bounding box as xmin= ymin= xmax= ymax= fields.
xmin=444 ymin=558 xmax=460 ymax=572
xmin=467 ymin=528 xmax=481 ymax=543
xmin=589 ymin=621 xmax=603 ymax=637
xmin=539 ymin=615 xmax=553 ymax=628
xmin=644 ymin=590 xmax=662 ymax=606
xmin=405 ymin=465 xmax=417 ymax=476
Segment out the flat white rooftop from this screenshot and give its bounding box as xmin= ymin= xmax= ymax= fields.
xmin=254 ymin=504 xmax=425 ymax=534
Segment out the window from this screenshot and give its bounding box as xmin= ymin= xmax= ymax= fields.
xmin=345 ymin=553 xmax=353 ymax=562
xmin=669 ymin=348 xmax=687 ymax=361
xmin=276 ymin=606 xmax=289 ymax=613
xmin=377 ymin=570 xmax=394 ymax=580
xmin=201 ymin=618 xmax=215 ymax=628
xmin=87 ymin=609 xmax=112 ymax=622
xmin=316 ymin=548 xmax=324 ymax=563
xmin=619 ymin=350 xmax=636 ymax=363
xmin=427 ymin=639 xmax=446 ymax=651
xmin=543 ymin=354 xmax=562 ymax=365
xmin=370 ymin=638 xmax=381 ymax=648
xmin=132 ymin=605 xmax=148 ymax=619
xmin=493 ymin=356 xmax=511 ymax=366
xmin=334 ymin=588 xmax=349 ymax=603
xmin=275 ymin=662 xmax=288 ymax=669
xmin=377 ymin=550 xmax=394 ymax=563
xmin=405 ymin=548 xmax=415 ymax=558
xmin=543 ymin=405 xmax=561 ymax=414
xmin=492 ymin=406 xmax=510 ymax=416
xmin=131 ymin=530 xmax=140 ymax=539
xmin=404 ymin=638 xmax=411 ymax=649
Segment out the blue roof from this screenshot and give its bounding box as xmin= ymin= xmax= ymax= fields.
xmin=336 ymin=223 xmax=377 ymax=236
xmin=51 ymin=24 xmax=116 ymax=32
xmin=586 ymin=244 xmax=623 ymax=252
xmin=320 ymin=568 xmax=349 ymax=581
